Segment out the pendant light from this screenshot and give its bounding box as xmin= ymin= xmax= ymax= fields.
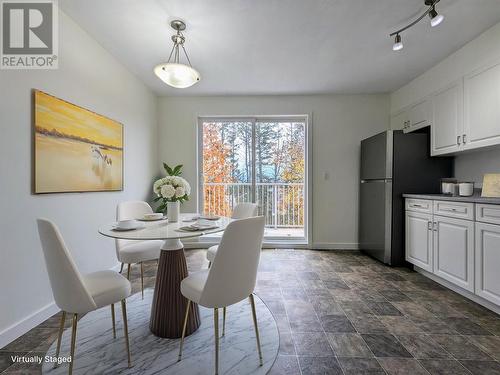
xmin=389 ymin=0 xmax=444 ymax=52
xmin=154 ymin=20 xmax=200 ymax=88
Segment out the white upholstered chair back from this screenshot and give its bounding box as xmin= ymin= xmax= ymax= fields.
xmin=231 ymin=202 xmax=258 ymax=219
xmin=37 ymin=219 xmax=96 ymax=314
xmin=200 ymin=216 xmax=265 ymax=308
xmin=116 ymin=201 xmax=154 ymax=258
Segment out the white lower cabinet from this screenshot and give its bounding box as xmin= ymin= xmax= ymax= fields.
xmin=405 ymin=211 xmax=433 ymax=272
xmin=406 ymin=198 xmax=500 ymax=310
xmin=433 ymin=215 xmax=474 ymax=292
xmin=475 ymin=222 xmax=500 ymax=305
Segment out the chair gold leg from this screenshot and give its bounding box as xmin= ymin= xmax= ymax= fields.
xmin=53 ymin=311 xmax=66 ymax=368
xmin=119 ymin=263 xmax=124 ymax=274
xmin=69 ymin=313 xmax=78 ymax=375
xmin=178 ymin=300 xmax=191 ymax=362
xmin=222 ymin=307 xmax=226 ymax=337
xmin=140 ymin=262 xmax=144 ymax=300
xmin=214 ymin=308 xmax=219 ymax=375
xmin=121 ymin=299 xmax=132 ymax=367
xmin=127 ymin=263 xmax=131 ymax=280
xmin=111 ymin=304 xmax=116 ymax=339
xmin=249 ymin=294 xmax=263 ymax=366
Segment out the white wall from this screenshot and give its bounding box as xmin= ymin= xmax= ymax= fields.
xmin=158 ymin=94 xmax=389 ymax=248
xmin=0 ymin=11 xmax=158 ymax=346
xmin=390 ymin=21 xmax=500 ymax=184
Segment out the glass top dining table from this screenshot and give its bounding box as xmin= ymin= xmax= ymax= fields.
xmin=98 ymin=213 xmax=232 ymax=339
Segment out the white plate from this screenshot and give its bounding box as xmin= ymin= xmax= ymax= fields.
xmin=137 ymin=216 xmax=167 ymax=222
xmin=112 ymin=222 xmax=145 ymax=231
xmin=199 ymin=215 xmax=220 ymax=221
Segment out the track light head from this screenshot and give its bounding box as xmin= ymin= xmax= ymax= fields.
xmin=429 ymin=6 xmax=444 ymax=27
xmin=393 ymin=34 xmax=403 ymax=51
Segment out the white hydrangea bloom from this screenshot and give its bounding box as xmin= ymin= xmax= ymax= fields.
xmin=175 ymin=186 xmax=185 ymax=197
xmin=160 ymin=184 xmax=175 ymax=199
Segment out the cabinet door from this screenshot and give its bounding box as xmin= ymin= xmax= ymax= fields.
xmin=433 ymin=216 xmax=474 ymax=292
xmin=405 ymin=211 xmax=433 ymax=272
xmin=464 ymin=61 xmax=500 ymax=150
xmin=391 ymin=110 xmax=408 ymax=131
xmin=475 ymin=222 xmax=500 ymax=305
xmin=431 ymin=81 xmax=463 ymax=156
xmin=408 ymin=100 xmax=430 ymax=128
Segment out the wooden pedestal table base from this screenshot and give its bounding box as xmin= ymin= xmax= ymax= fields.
xmin=150 ymin=239 xmax=200 ymax=338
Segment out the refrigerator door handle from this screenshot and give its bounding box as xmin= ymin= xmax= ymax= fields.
xmin=361 ymin=179 xmax=392 ymax=184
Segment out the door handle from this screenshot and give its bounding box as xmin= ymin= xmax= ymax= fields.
xmin=463 ymin=134 xmax=467 ymax=144
xmin=428 ymin=221 xmax=433 ymax=230
xmin=457 ymin=135 xmax=461 ymax=145
xmin=433 ymin=222 xmax=438 ymax=232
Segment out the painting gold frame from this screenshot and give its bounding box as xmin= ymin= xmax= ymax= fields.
xmin=33 ymin=90 xmax=124 ymax=194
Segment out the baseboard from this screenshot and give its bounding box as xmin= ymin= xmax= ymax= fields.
xmin=0 ymin=262 xmax=123 ymax=349
xmin=311 ymin=243 xmax=359 ymax=250
xmin=414 ymin=266 xmax=500 ymax=315
xmin=184 ymin=241 xmax=359 ymax=250
xmin=0 ymin=302 xmax=59 ymax=349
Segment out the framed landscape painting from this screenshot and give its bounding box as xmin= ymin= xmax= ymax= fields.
xmin=34 ymin=90 xmax=123 ymax=193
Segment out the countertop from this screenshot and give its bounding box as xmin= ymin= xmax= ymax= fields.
xmin=403 ymin=191 xmax=500 ymax=205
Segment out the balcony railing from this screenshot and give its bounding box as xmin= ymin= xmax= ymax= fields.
xmin=203 ymin=182 xmax=304 ymax=228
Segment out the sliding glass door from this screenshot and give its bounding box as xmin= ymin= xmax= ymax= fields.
xmin=198 ymin=116 xmax=308 ymax=242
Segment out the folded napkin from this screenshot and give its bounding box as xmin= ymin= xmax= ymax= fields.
xmin=178 ymin=220 xmax=219 ymax=232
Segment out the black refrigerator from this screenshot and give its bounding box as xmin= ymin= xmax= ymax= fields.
xmin=359 ymin=130 xmax=453 ymax=266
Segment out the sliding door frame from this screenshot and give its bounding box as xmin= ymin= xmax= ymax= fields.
xmin=196 ymin=114 xmax=312 ymax=246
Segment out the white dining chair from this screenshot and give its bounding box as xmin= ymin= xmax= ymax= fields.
xmin=37 ymin=219 xmax=132 ymax=375
xmin=205 ymin=202 xmax=258 ymax=265
xmin=116 ymin=201 xmax=162 ymax=298
xmin=178 ymin=216 xmax=265 ymax=375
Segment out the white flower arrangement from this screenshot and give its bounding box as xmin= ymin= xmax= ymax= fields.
xmin=153 ymin=164 xmax=191 ymax=212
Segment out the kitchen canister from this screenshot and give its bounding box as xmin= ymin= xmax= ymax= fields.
xmin=459 ymin=182 xmax=474 ymax=197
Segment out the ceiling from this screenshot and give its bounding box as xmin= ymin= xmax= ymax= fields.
xmin=60 ymin=0 xmax=500 ymax=96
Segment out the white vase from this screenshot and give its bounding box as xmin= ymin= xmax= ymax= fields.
xmin=167 ymin=201 xmax=180 ymax=222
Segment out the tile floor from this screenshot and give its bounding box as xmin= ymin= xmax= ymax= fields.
xmin=1 ymin=249 xmax=500 ymax=374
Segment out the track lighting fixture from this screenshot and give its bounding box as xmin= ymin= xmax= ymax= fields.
xmin=429 ymin=6 xmax=444 ymax=27
xmin=393 ymin=34 xmax=403 ymax=51
xmin=389 ymin=0 xmax=444 ymax=52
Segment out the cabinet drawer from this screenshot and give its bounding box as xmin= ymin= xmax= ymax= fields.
xmin=406 ymin=199 xmax=433 ymax=213
xmin=476 ymin=204 xmax=500 ymax=225
xmin=433 ymin=200 xmax=474 ymax=220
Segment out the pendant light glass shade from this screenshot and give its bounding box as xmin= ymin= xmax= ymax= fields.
xmin=154 ymin=63 xmax=200 ymax=88
xmin=155 ymin=20 xmax=200 ymax=89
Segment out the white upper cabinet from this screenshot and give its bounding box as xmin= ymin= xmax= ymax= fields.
xmin=431 ymin=81 xmax=464 ymax=156
xmin=407 ymin=100 xmax=430 ymax=132
xmin=464 ymin=61 xmax=500 ymax=150
xmin=391 ymin=110 xmax=409 ymax=131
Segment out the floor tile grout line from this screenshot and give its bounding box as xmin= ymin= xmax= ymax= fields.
xmin=278 ymin=256 xmax=303 ymax=375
